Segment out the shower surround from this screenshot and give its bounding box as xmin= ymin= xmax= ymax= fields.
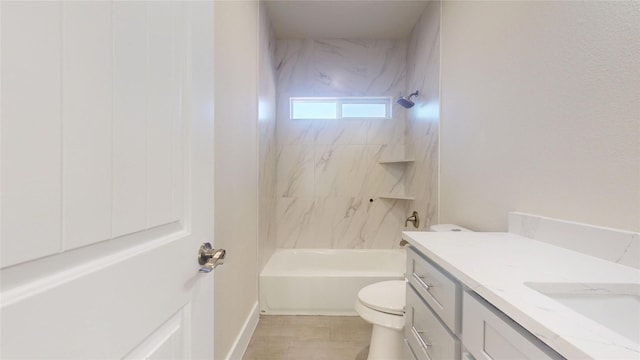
xmin=275 ymin=39 xmax=407 ymax=250
xmin=273 ymin=5 xmax=441 ymax=250
xmin=405 ymin=0 xmax=441 ymax=234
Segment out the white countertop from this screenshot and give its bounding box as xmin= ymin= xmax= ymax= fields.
xmin=402 ymin=231 xmax=640 ymax=359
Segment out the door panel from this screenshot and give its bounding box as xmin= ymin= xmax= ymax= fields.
xmin=61 ymin=1 xmax=113 ymax=249
xmin=112 ymin=1 xmax=148 ymax=238
xmin=124 ymin=306 xmax=190 ymax=360
xmin=2 ymin=1 xmax=191 ymax=264
xmin=1 ymin=1 xmax=62 ymax=267
xmin=2 ymin=232 xmax=195 ymax=358
xmin=1 ymin=1 xmax=215 ymax=358
xmin=147 ymin=1 xmax=183 ymax=229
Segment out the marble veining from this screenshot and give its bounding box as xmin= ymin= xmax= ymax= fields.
xmin=403 ymin=0 xmax=440 ymax=232
xmin=316 ymin=197 xmax=368 ymax=248
xmin=277 ymin=145 xmax=315 ymax=198
xmin=275 ymin=38 xmax=410 ymax=249
xmin=273 ymin=7 xmax=442 ymax=249
xmin=404 ymin=231 xmax=640 ymax=359
xmin=509 ymin=212 xmax=640 ymax=269
xmin=277 ymin=196 xmax=407 ymax=250
xmin=277 ymin=197 xmax=317 ymax=248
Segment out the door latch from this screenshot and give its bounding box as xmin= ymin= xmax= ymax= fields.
xmin=198 ymin=242 xmax=226 ymax=273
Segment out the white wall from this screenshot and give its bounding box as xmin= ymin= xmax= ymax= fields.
xmin=213 ymin=1 xmax=259 ymax=359
xmin=440 ymin=1 xmax=640 ymax=232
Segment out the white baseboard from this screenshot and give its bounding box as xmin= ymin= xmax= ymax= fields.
xmin=225 ymin=301 xmax=259 ymax=360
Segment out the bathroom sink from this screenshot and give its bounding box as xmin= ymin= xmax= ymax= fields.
xmin=525 ymin=282 xmax=640 ymax=344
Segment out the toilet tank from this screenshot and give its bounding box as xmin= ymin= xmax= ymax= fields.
xmin=429 ymin=224 xmax=473 ymax=232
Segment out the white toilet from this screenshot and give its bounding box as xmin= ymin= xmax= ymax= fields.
xmin=355 ymin=224 xmax=471 ymax=360
xmin=355 ymin=280 xmax=406 ymax=359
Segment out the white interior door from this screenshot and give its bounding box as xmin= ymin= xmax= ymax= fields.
xmin=0 ymin=1 xmax=215 ymax=358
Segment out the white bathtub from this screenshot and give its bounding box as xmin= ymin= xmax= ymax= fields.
xmin=259 ymin=249 xmax=406 ymax=316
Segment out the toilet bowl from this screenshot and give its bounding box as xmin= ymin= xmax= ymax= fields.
xmin=355 ymin=280 xmax=406 ymax=360
xmin=356 ymin=224 xmax=472 ymax=360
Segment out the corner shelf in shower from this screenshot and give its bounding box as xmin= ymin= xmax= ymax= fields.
xmin=378 ymin=158 xmax=415 ymax=164
xmin=377 ymin=194 xmax=415 ymax=201
xmin=377 ymin=159 xmax=415 ymax=200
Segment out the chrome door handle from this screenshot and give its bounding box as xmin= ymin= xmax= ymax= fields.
xmin=198 ymin=242 xmax=226 ymax=273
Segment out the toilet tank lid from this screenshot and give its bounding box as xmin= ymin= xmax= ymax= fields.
xmin=429 ymin=224 xmax=473 ymax=232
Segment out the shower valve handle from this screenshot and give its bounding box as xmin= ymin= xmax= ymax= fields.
xmin=405 ymin=211 xmax=420 ymax=228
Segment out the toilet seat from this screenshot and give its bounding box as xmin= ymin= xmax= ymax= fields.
xmin=357 ymin=280 xmax=406 ymax=316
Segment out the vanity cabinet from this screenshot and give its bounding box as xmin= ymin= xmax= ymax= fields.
xmin=405 ymin=285 xmax=460 ymax=360
xmin=405 ymin=246 xmax=562 ymax=360
xmin=405 ymin=247 xmax=462 ymax=360
xmin=406 ymin=247 xmax=461 ymax=332
xmin=462 ymin=292 xmax=563 ymax=360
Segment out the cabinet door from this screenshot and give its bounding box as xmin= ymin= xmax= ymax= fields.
xmin=407 ymin=247 xmax=461 ymax=333
xmin=405 ymin=339 xmax=419 ymax=360
xmin=462 ymin=292 xmax=563 ymax=360
xmin=406 ymin=284 xmax=460 ymax=360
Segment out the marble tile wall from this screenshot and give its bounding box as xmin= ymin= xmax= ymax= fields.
xmin=509 ymin=212 xmax=640 ymax=269
xmin=275 ymin=39 xmax=410 ymax=249
xmin=258 ymin=3 xmax=278 ymax=271
xmin=404 ymin=0 xmax=441 ymax=231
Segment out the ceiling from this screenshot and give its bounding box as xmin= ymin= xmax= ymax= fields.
xmin=264 ymin=0 xmax=430 ymax=39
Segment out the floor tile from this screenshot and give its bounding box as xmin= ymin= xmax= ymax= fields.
xmin=242 ymin=315 xmax=372 ymax=360
xmin=252 ymin=323 xmax=330 ymax=341
xmin=259 ymin=315 xmax=332 ymax=327
xmin=329 ymin=317 xmax=372 ymax=342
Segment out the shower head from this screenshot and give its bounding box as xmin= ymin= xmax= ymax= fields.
xmin=396 ymin=90 xmax=419 ymax=109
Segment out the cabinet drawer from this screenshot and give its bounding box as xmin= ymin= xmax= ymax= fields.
xmin=462 ymin=291 xmax=563 ymax=360
xmin=407 ymin=247 xmax=461 ymax=333
xmin=405 ymin=339 xmax=418 ymax=360
xmin=405 ymin=284 xmax=460 ymax=360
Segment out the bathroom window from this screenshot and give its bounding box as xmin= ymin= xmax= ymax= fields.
xmin=290 ymin=97 xmax=392 ymax=120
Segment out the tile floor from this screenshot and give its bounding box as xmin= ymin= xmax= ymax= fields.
xmin=242 ymin=315 xmax=371 ymax=360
